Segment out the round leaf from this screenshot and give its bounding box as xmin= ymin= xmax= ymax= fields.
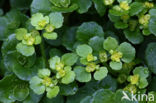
xmin=46 ymin=86 xmax=60 ymax=99
xmin=76 ymin=44 xmax=92 ymax=57
xmin=145 ymin=43 xmax=156 ymax=74
xmin=13 ymin=86 xmax=29 ymax=101
xmin=124 ymin=29 xmax=143 ymax=44
xmin=118 ymin=42 xmax=135 ymax=63
xmin=49 ymin=12 xmax=64 ymax=28
xmin=43 ymin=32 xmax=57 ymax=40
xmin=61 ymin=53 xmax=78 ymax=66
xmin=61 ymin=71 xmax=76 ymax=84
xmin=76 ymin=22 xmax=104 ymax=42
xmin=110 ymin=61 xmax=122 ymax=70
xmin=74 ymin=66 xmax=91 ymax=82
xmin=103 ymin=37 xmax=118 ymax=51
xmin=94 ymin=67 xmax=108 ymax=80
xmin=16 ymin=43 xmax=35 ymax=56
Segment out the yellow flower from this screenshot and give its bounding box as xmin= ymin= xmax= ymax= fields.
xmin=42 ymin=77 xmax=53 ymax=87
xmin=103 ymin=0 xmax=114 ymax=5
xmin=56 ymin=62 xmax=64 ymax=71
xmin=124 ymin=84 xmax=137 ymax=94
xmin=38 ymin=19 xmax=48 ymax=28
xmin=139 ymin=14 xmax=150 ymax=27
xmin=144 ymin=2 xmax=154 ymax=8
xmin=58 ymin=69 xmax=66 ymax=77
xmin=23 ymin=33 xmax=35 ymax=45
xmin=111 ymin=51 xmax=123 ymax=62
xmin=86 ymin=63 xmax=98 ymax=72
xmin=120 ymin=1 xmax=130 ymax=11
xmin=45 ymin=24 xmax=55 ymax=33
xmin=129 ymin=74 xmax=139 ymax=85
xmin=99 ymin=51 xmax=107 ymax=62
xmin=87 ymin=53 xmax=96 ymax=62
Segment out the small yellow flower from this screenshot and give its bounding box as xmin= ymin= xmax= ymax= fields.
xmin=45 ymin=24 xmax=55 ymax=33
xmin=130 ymin=74 xmax=139 ymax=85
xmin=23 ymin=34 xmax=35 ymax=45
xmin=86 ymin=62 xmax=97 ymax=72
xmin=56 ymin=62 xmax=64 ymax=71
xmin=58 ymin=69 xmax=66 ymax=78
xmin=87 ymin=53 xmax=95 ymax=62
xmin=42 ymin=77 xmax=53 ymax=87
xmin=124 ymin=84 xmax=137 ymax=94
xmin=120 ymin=1 xmax=130 ymax=11
xmin=99 ymin=51 xmax=107 ymax=62
xmin=139 ymin=14 xmax=150 ymax=27
xmin=103 ymin=0 xmax=114 ymax=5
xmin=111 ymin=51 xmax=123 ymax=62
xmin=38 ymin=20 xmax=48 ymax=28
xmin=144 ymin=2 xmax=154 ymax=8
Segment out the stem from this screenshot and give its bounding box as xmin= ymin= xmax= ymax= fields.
xmin=40 ymin=39 xmax=47 ymax=68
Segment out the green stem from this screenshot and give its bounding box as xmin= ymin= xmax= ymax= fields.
xmin=40 ymin=39 xmax=47 ymax=68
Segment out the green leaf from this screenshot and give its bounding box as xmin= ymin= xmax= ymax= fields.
xmin=149 ymin=17 xmax=156 ymax=36
xmin=49 ymin=0 xmax=70 ymax=7
xmin=138 ymin=78 xmax=148 ymax=89
xmin=0 ymin=74 xmax=29 ymax=103
xmin=62 ymin=27 xmax=77 ymax=51
xmin=4 ymin=52 xmax=44 ymax=81
xmin=61 ymin=53 xmax=78 ymax=66
xmin=61 ymin=71 xmax=75 ymax=84
xmin=38 ymin=69 xmax=51 ymax=78
xmin=110 ymin=61 xmax=122 ymax=70
xmin=76 ymin=44 xmax=92 ymax=57
xmin=74 ymin=66 xmax=91 ymax=82
xmin=16 ymin=43 xmax=35 ymax=56
xmin=129 ymin=2 xmax=144 ymax=16
xmin=43 ymin=32 xmax=58 ymax=40
xmin=40 ymin=95 xmax=64 ymax=103
xmin=0 ymin=9 xmax=3 ymax=16
xmin=49 ymin=12 xmax=64 ymax=28
xmin=133 ymin=66 xmax=149 ymax=78
xmin=49 ymin=56 xmax=60 ymax=70
xmin=10 ymin=0 xmax=32 ymax=10
xmin=92 ymin=0 xmax=107 ymax=16
xmin=74 ymin=0 xmax=92 ymax=14
xmin=51 ymin=3 xmax=78 ymax=13
xmin=94 ymin=67 xmax=108 ymax=80
xmin=23 ymin=89 xmax=43 ymax=103
xmin=31 ymin=0 xmax=52 ymax=14
xmin=60 ymin=82 xmax=78 ymax=96
xmin=145 ymin=43 xmax=156 ymax=74
xmin=46 ymin=86 xmax=60 ymax=99
xmin=15 ymin=28 xmax=27 ymax=40
xmin=76 ymin=22 xmax=104 ymax=42
xmin=34 ymin=35 xmax=42 ymax=44
xmin=30 ymin=76 xmax=45 ymax=95
xmin=89 ymin=36 xmax=104 ymax=52
xmin=118 ymin=42 xmax=135 ymax=63
xmin=1 ymin=34 xmax=19 ymax=56
xmin=103 ymin=37 xmax=118 ymax=51
xmin=92 ymin=89 xmax=114 ymax=103
xmin=114 ymin=21 xmax=128 ymax=29
xmin=117 ymin=0 xmax=132 ymax=3
xmin=124 ymin=29 xmax=143 ymax=44
xmin=149 ymin=9 xmax=156 ymax=17
xmin=13 ymin=86 xmax=29 ymax=101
